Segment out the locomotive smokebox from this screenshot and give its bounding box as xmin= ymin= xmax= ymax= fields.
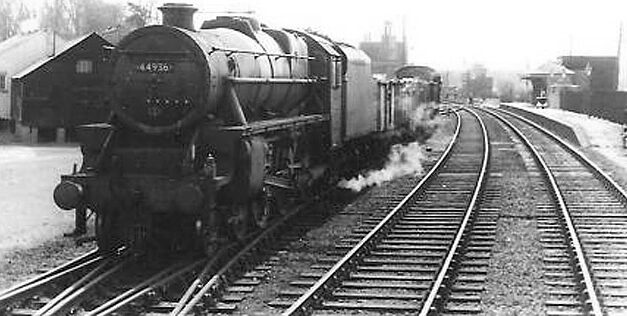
xmin=158 ymin=3 xmax=197 ymax=31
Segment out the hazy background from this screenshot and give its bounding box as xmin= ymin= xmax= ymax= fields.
xmin=2 ymin=0 xmax=625 ymax=100
xmin=191 ymin=0 xmax=627 ymax=72
xmin=12 ymin=0 xmax=627 ymax=72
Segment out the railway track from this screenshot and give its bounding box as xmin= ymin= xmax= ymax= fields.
xmin=0 ymin=109 xmax=459 ymax=316
xmin=0 ymin=250 xmax=106 ymax=314
xmin=164 ymin=114 xmax=458 ymax=315
xmin=0 ymin=198 xmax=331 ymax=315
xmin=0 ymin=246 xmax=207 ymax=316
xmin=484 ymin=107 xmax=627 ymax=316
xmin=277 ymin=108 xmax=493 ymax=315
xmin=9 ymin=104 xmax=626 ymax=315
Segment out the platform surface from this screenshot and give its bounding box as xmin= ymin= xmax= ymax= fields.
xmin=502 ymin=102 xmax=627 ymax=175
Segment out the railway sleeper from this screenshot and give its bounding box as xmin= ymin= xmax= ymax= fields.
xmin=321 ymin=300 xmax=420 ymax=311
xmin=379 ymin=239 xmax=451 ymax=245
xmin=547 ymin=289 xmax=581 ymax=296
xmin=357 ymin=265 xmax=438 ymax=273
xmin=442 ymin=303 xmax=482 ymax=314
xmin=340 ymin=281 xmax=430 ymax=290
xmin=348 ymin=273 xmax=434 ymax=281
xmin=330 ymin=290 xmax=422 ymax=300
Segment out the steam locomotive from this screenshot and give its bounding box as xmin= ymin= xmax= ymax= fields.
xmin=53 ymin=3 xmax=440 ymax=255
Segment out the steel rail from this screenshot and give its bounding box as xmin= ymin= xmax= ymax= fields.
xmin=418 ymin=107 xmax=490 ymax=315
xmin=32 ymin=258 xmax=114 ymax=316
xmin=36 ymin=258 xmax=130 ymax=316
xmin=498 ymin=108 xmax=627 ymax=204
xmin=486 ymin=108 xmax=603 ymax=316
xmin=0 ymin=256 xmax=106 ymax=310
xmin=0 ymin=250 xmax=101 ymax=305
xmin=87 ymin=156 xmax=347 ymax=315
xmin=0 ymin=250 xmax=99 ymax=300
xmin=100 ymin=200 xmax=312 ymax=316
xmin=175 ymin=203 xmax=311 ymax=315
xmin=167 ymin=253 xmax=228 ymax=316
xmin=282 ymin=109 xmax=463 ymax=316
xmin=91 ymin=259 xmax=205 ymax=316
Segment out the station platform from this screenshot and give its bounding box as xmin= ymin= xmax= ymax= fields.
xmin=499 ymin=102 xmax=627 ymax=177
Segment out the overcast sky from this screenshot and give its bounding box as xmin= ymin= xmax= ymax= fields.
xmin=26 ymin=0 xmax=627 ymax=71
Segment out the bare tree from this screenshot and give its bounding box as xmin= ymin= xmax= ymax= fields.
xmin=77 ymin=0 xmax=124 ymax=34
xmin=126 ymin=1 xmax=157 ymax=28
xmin=0 ymin=0 xmax=31 ymax=41
xmin=40 ymin=0 xmax=124 ymax=37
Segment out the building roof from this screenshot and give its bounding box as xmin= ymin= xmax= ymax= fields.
xmin=0 ymin=30 xmax=70 ymax=73
xmin=13 ymin=32 xmax=110 ymax=80
xmin=522 ymin=60 xmax=574 ymax=79
xmin=560 ymin=55 xmax=618 ymax=70
xmin=395 ymin=65 xmax=436 ymax=79
xmin=0 ymin=31 xmax=49 ymax=57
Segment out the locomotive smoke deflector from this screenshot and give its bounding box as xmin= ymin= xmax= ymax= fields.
xmin=158 ymin=3 xmax=197 ymax=31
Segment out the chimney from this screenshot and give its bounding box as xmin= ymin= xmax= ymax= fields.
xmin=158 ymin=3 xmax=197 ymax=31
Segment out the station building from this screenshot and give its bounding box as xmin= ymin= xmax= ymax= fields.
xmin=521 ymin=60 xmax=575 ymax=105
xmin=523 ymin=56 xmax=627 ymax=125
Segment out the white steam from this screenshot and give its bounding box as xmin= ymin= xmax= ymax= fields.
xmin=338 ymin=142 xmax=425 ymax=192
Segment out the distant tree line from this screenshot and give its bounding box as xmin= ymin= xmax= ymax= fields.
xmin=0 ymin=0 xmax=31 ymax=41
xmin=0 ymin=0 xmax=157 ymax=41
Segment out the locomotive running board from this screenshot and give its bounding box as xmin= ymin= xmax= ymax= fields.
xmin=220 ymin=114 xmax=328 ymax=136
xmin=228 ymin=77 xmax=317 ymax=84
xmin=264 ymin=176 xmax=296 ymax=190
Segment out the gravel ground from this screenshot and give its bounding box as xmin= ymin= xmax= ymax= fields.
xmin=0 ymin=237 xmax=94 ymax=290
xmin=5 ymin=109 xmax=624 ymax=314
xmin=479 ymin=115 xmax=545 ymax=315
xmin=581 ymin=148 xmax=627 ymax=192
xmin=0 ymin=114 xmax=456 ymax=298
xmin=231 ymin=114 xmax=458 ymax=315
xmin=0 ymin=144 xmax=90 ymax=292
xmin=0 ymin=145 xmax=82 ymax=258
xmin=0 ymin=132 xmax=14 ymax=145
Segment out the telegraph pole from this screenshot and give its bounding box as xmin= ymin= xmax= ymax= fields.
xmin=51 ymin=0 xmax=59 ymax=56
xmin=618 ymin=22 xmax=623 ymax=90
xmin=402 ymin=15 xmax=407 ymax=64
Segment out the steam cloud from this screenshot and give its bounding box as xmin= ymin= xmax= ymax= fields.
xmin=338 ymin=141 xmax=425 ymax=192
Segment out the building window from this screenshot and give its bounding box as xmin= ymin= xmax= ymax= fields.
xmin=0 ymin=72 xmax=6 ymax=91
xmin=76 ymin=59 xmax=93 ymax=74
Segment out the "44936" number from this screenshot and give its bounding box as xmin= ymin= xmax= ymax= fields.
xmin=137 ymin=62 xmax=173 ymax=73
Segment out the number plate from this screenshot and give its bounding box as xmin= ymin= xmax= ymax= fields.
xmin=137 ymin=62 xmax=173 ymax=73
